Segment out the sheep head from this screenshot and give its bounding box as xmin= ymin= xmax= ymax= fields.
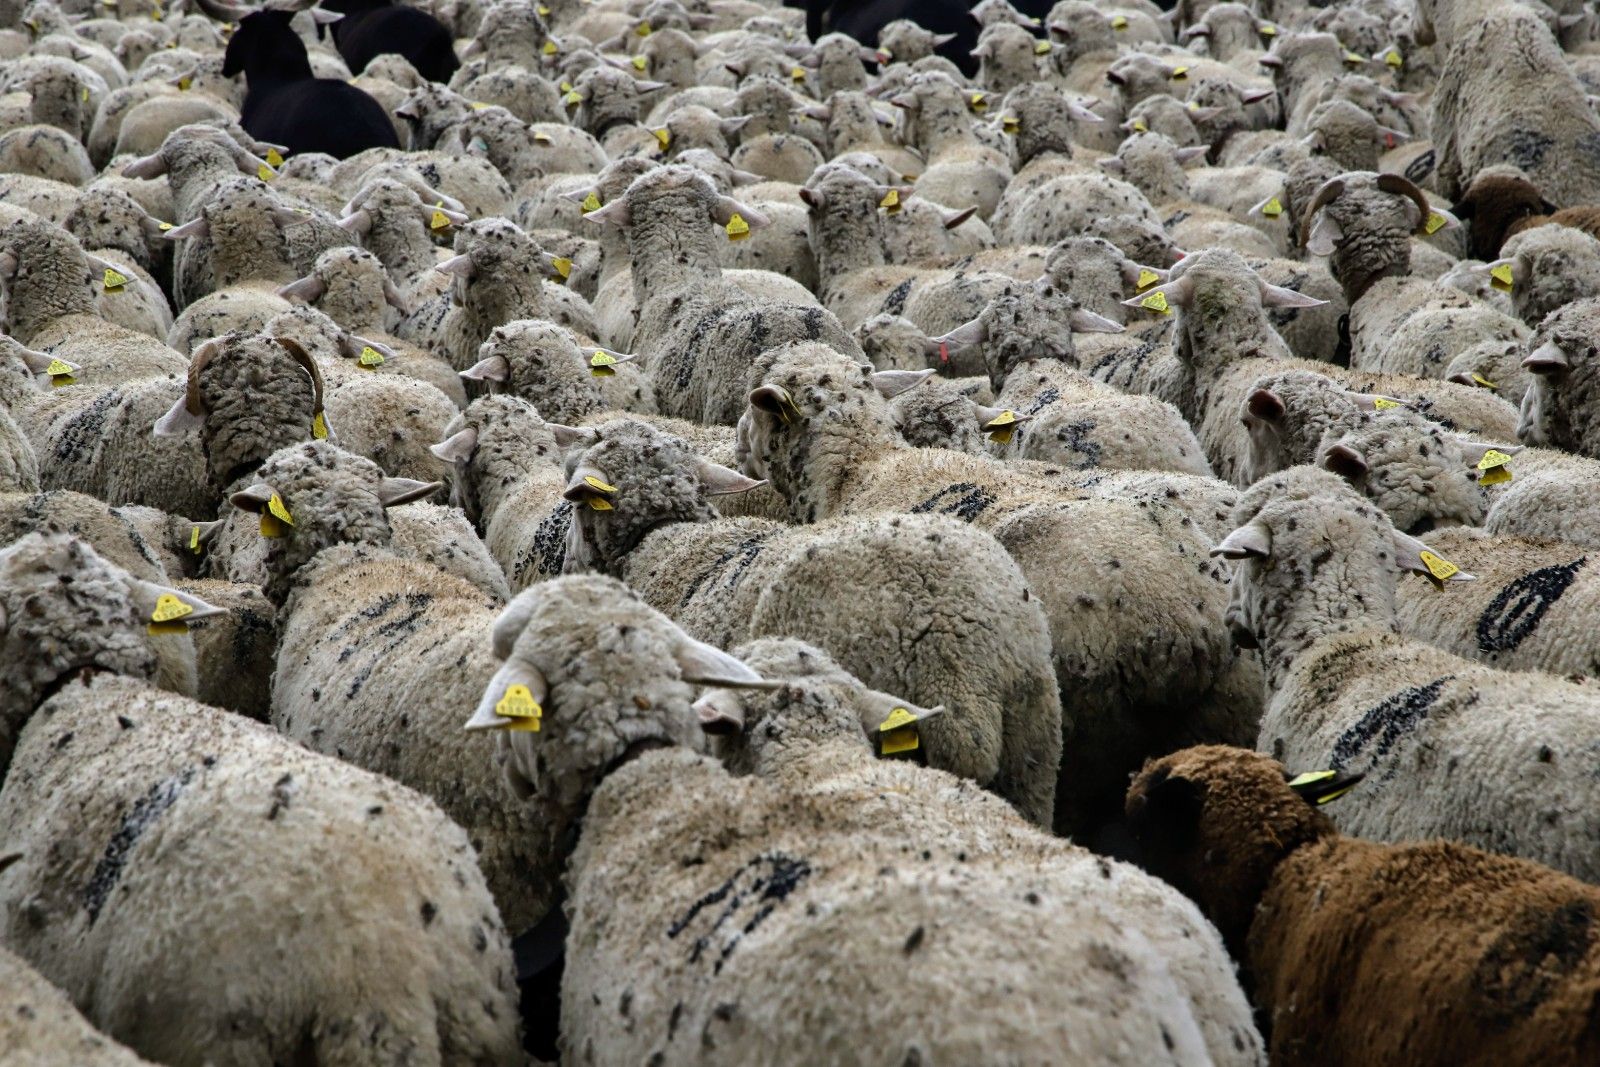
xmin=1126 ymin=744 xmax=1350 ymax=955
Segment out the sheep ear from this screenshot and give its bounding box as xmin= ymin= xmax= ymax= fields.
xmin=870 ymin=368 xmax=935 ymax=399
xmin=547 ymin=423 xmax=600 ymax=449
xmin=1121 ymin=275 xmax=1194 ymax=309
xmin=672 ymin=631 xmax=768 ymax=688
xmin=1421 ymin=206 xmax=1462 ymax=232
xmin=1128 ymin=770 xmax=1204 ymax=852
xmin=1097 ymin=157 xmax=1125 ymax=173
xmin=1392 ymin=529 xmax=1476 ymax=581
xmin=276 ymin=274 xmax=325 ymax=302
xmin=711 ymin=197 xmax=770 ymax=230
xmin=460 ymin=354 xmax=510 ymax=383
xmin=1346 ymin=391 xmax=1404 ymax=411
xmin=1122 ymin=262 xmax=1168 ymax=286
xmin=436 ymin=254 xmax=475 ymax=277
xmin=1210 ymin=521 xmax=1271 ymax=560
xmin=430 ymin=427 xmax=478 ymax=463
xmin=583 ymin=198 xmax=632 ymax=227
xmin=1448 ymin=198 xmax=1474 ymax=220
xmin=1239 ymin=86 xmax=1275 ymax=104
xmin=377 ymin=477 xmax=440 ymax=507
xmin=1457 ymin=440 xmax=1521 ymax=467
xmin=720 ymin=115 xmax=752 ymax=138
xmin=339 ymin=209 xmax=372 ymax=234
xmin=1070 ymin=308 xmax=1124 ymax=333
xmin=153 ymin=393 xmax=205 ymax=437
xmin=1174 ymin=146 xmax=1210 ymax=164
xmin=1304 ymin=211 xmax=1342 ymax=255
xmin=131 ymin=580 xmax=229 ymax=625
xmin=465 ymin=659 xmax=549 ymax=732
xmin=693 ymin=690 xmax=746 ymax=735
xmin=229 ymin=483 xmax=276 ymax=513
xmin=694 ymin=458 xmax=766 ymax=496
xmin=122 ymin=152 xmax=168 ymax=178
xmin=1067 ymin=100 xmax=1102 ymax=122
xmin=929 ymin=318 xmax=986 ymax=351
xmin=382 ymin=279 xmax=411 ymax=313
xmin=11 ymin=343 xmax=63 ymax=376
xmin=1523 ymin=342 xmax=1569 ymax=375
xmin=163 ymin=217 xmax=209 ymax=240
xmin=1321 ymin=442 xmax=1370 ymax=481
xmin=1286 ymin=769 xmax=1364 ymax=805
xmin=1246 ymin=388 xmax=1286 ymax=421
xmin=1260 ymin=283 xmax=1328 ymax=308
xmin=940 ymin=205 xmax=978 ymax=229
xmin=1187 ymin=105 xmax=1224 ymax=121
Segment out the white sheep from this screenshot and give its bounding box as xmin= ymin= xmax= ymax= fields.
xmin=885 ymin=71 xmax=1013 ymax=221
xmin=1215 ymin=467 xmax=1600 ymax=883
xmin=458 ymin=318 xmax=655 ymax=423
xmin=0 ymin=532 xmax=522 ymax=1066
xmin=460 ymin=585 xmax=1264 ymax=1065
xmin=0 ymin=942 xmax=154 ymax=1065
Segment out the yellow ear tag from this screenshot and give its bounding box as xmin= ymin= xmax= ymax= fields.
xmin=470 ymin=101 xmax=491 ymax=110
xmin=1136 ymin=268 xmax=1160 ymax=291
xmin=189 ymin=525 xmax=202 ymax=554
xmin=257 ymin=163 xmax=274 ymax=182
xmin=261 ymin=492 xmax=295 ymax=540
xmin=878 ymin=706 xmax=920 ymax=755
xmin=495 ymin=683 xmax=543 ymax=731
xmin=551 ymin=256 xmax=572 ymax=280
xmin=536 ymin=2 xmax=549 ymax=12
xmin=1385 ymin=48 xmax=1403 ymax=68
xmin=1259 ymin=23 xmax=1277 ymax=36
xmin=156 ymin=221 xmax=173 ymax=232
xmin=1131 ymin=119 xmax=1147 ymax=132
xmin=312 ymin=411 xmax=328 ymax=439
xmin=653 ymin=127 xmax=671 ymax=150
xmin=1478 ymin=447 xmax=1514 ymax=474
xmin=1287 ymin=769 xmax=1335 ymax=789
xmin=147 ymin=592 xmax=194 ymax=635
xmin=358 ymin=346 xmax=385 ymax=369
xmin=1344 ymin=51 xmax=1365 ymax=65
xmin=636 ymin=20 xmax=651 ymax=35
xmin=1171 ymin=66 xmax=1188 ymax=80
xmin=984 ymin=410 xmax=1020 ymax=445
xmin=430 ymin=208 xmax=451 ymax=230
xmin=1260 ymin=197 xmax=1283 ymax=218
xmin=1471 ymin=372 xmax=1497 ymax=390
xmin=177 ymin=75 xmax=191 ymax=91
xmin=560 ymin=80 xmax=573 ymax=93
xmin=1490 ymin=263 xmax=1514 ymax=292
xmin=590 ymin=351 xmax=617 ymax=376
xmin=1001 ymin=116 xmax=1020 ymax=134
xmin=264 ymin=147 xmax=285 ymax=167
xmin=1111 ymin=14 xmax=1128 ymax=29
xmin=879 ymin=188 xmax=901 ymax=214
xmin=1373 ymin=396 xmax=1401 ymax=410
xmin=584 ymin=475 xmax=617 ymax=493
xmin=1422 ymin=211 xmax=1447 ymax=235
xmin=1034 ymin=40 xmax=1051 ymax=55
xmin=1419 ymin=549 xmax=1460 ymax=585
xmin=80 ymin=86 xmax=90 ymax=103
xmin=102 ymin=267 xmax=128 ymax=292
xmin=533 ymin=132 xmax=552 ymax=143
xmin=791 ymin=66 xmax=806 ymax=82
xmin=581 ymin=191 xmax=602 ymax=213
xmin=563 ymin=89 xmax=581 ymax=106
xmin=1480 ymin=466 xmax=1512 ymax=486
xmin=542 ymin=40 xmax=558 ymax=55
xmin=631 ymin=55 xmax=647 ymax=71
xmin=725 ymin=213 xmax=751 ymax=241
xmin=1141 ymin=290 xmax=1171 ymax=314
xmin=969 ymin=92 xmax=988 ymax=112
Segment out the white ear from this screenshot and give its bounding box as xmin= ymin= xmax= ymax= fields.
xmin=431 ymin=427 xmax=478 ymax=463
xmin=1392 ymin=529 xmax=1476 ymax=581
xmin=465 ymin=659 xmax=549 ymax=732
xmin=1422 ymin=206 xmax=1462 ymax=232
xmin=672 ymin=630 xmax=767 ymax=687
xmin=1097 ymin=157 xmax=1126 ymax=172
xmin=1523 ymin=342 xmax=1569 ymax=374
xmin=1068 ymin=100 xmax=1102 ymax=122
xmin=339 ymin=208 xmax=372 ymax=234
xmin=1120 ymin=275 xmax=1194 ymax=309
xmin=1211 ymin=521 xmax=1271 ymax=560
xmin=1260 ymin=282 xmax=1329 ymax=308
xmin=929 ymin=318 xmax=985 ymax=351
xmin=152 ymin=393 xmax=203 ymax=437
xmin=547 ymin=423 xmax=600 ymax=449
xmin=870 ymin=368 xmax=935 ymax=398
xmin=163 ymin=217 xmax=209 ymax=240
xmin=1070 ymin=308 xmax=1124 ymax=333
xmin=122 ymin=152 xmax=168 ymax=179
xmin=309 ymin=8 xmax=343 ymax=23
xmin=436 ymin=254 xmax=475 ymax=277
xmin=583 ymin=198 xmax=632 ymax=227
xmin=1321 ymin=442 xmax=1370 ymax=481
xmin=276 ymin=275 xmax=325 ymax=302
xmin=1305 ymin=212 xmax=1342 ymax=255
xmin=712 ymin=197 xmax=770 ymax=230
xmin=940 ymin=205 xmax=978 ymax=229
xmin=1174 ymin=146 xmax=1210 ymax=164
xmin=694 ymin=691 xmax=746 ymax=735
xmin=694 ymin=458 xmax=766 ymax=496
xmin=377 ymin=477 xmax=441 ymax=507
xmin=133 ymin=580 xmax=229 ymax=623
xmin=459 ymin=354 xmax=511 ymax=383
xmin=1239 ymin=87 xmax=1275 ymax=104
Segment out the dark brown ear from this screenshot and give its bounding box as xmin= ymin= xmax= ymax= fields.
xmin=1541 ymin=199 xmax=1559 ymax=215
xmin=1448 ymin=199 xmax=1473 ymax=220
xmin=1127 ymin=767 xmax=1205 ymax=855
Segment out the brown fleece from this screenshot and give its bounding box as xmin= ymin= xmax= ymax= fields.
xmin=1451 ymin=173 xmax=1556 ymax=258
xmin=1128 ymin=745 xmax=1600 ymax=1065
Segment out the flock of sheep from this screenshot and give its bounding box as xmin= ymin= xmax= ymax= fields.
xmin=4 ymin=0 xmax=1600 ymax=1061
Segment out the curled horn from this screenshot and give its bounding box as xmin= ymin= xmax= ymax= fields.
xmin=1299 ymin=177 xmax=1345 ymax=245
xmin=272 ymin=336 xmax=326 ymax=422
xmin=1375 ymin=173 xmax=1435 ymax=234
xmin=183 ymin=334 xmax=228 ymax=418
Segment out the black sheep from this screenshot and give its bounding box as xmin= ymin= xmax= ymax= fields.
xmin=201 ymin=0 xmax=400 ymax=160
xmin=316 ymin=0 xmax=460 ymax=84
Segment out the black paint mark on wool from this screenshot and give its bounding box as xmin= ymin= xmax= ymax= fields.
xmin=678 ymin=531 xmax=776 ymax=609
xmin=1404 ymin=149 xmax=1436 ymax=185
xmin=1022 ymin=386 xmax=1060 ymax=417
xmin=84 ymin=767 xmax=196 ymax=921
xmin=1506 ymin=128 xmax=1556 ymax=172
xmin=911 ymin=483 xmax=995 ymax=523
xmin=668 ymin=853 xmax=812 ymax=974
xmin=1052 ymin=419 xmax=1102 ymax=469
xmin=522 ymin=500 xmax=572 ymax=581
xmin=1477 ymin=557 xmax=1587 ymax=654
xmin=881 ymin=278 xmax=914 ymax=318
xmin=1331 ymin=678 xmax=1450 ymax=778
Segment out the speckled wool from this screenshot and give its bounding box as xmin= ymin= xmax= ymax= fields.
xmin=563 ymin=418 xmax=1062 ymax=827
xmin=549 ymin=627 xmax=1263 ymax=1066
xmin=0 ymin=540 xmax=518 ymax=1066
xmin=741 ymin=342 xmax=1258 ymax=835
xmin=1518 ymin=297 xmax=1600 ymax=460
xmin=1222 ymin=472 xmax=1600 ymax=882
xmin=247 ymin=442 xmax=548 ymax=932
xmin=473 ymin=318 xmax=656 ymax=424
xmin=0 ymin=944 xmax=154 ymax=1065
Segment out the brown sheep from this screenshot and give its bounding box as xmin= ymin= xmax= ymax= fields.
xmin=1451 ymin=171 xmax=1600 ymax=258
xmin=1126 ymin=745 xmax=1600 ymax=1065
